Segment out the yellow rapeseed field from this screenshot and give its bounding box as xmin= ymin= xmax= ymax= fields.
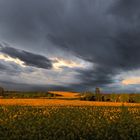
xmin=0 ymin=105 xmax=140 ymax=140
xmin=0 ymin=99 xmax=140 ymax=106
xmin=0 ymin=91 xmax=140 ymax=139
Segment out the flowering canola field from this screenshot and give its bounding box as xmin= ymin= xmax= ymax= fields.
xmin=0 ymin=99 xmax=140 ymax=107
xmin=0 ymin=99 xmax=140 ymax=140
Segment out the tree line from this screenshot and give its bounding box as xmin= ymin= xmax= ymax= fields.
xmin=81 ymin=88 xmax=140 ymax=103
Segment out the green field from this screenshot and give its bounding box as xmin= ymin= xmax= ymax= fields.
xmin=0 ymin=106 xmax=140 ymax=140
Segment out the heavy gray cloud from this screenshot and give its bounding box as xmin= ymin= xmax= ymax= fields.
xmin=0 ymin=43 xmax=52 ymax=69
xmin=45 ymin=0 xmax=140 ymax=89
xmin=0 ymin=0 xmax=140 ymax=92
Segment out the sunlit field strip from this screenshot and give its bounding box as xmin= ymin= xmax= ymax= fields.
xmin=0 ymin=99 xmax=140 ymax=106
xmin=49 ymin=91 xmax=80 ymax=98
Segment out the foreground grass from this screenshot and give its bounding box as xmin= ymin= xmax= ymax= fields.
xmin=0 ymin=105 xmax=140 ymax=140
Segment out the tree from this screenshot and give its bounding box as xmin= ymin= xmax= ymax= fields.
xmin=95 ymin=87 xmax=101 ymax=101
xmin=0 ymin=87 xmax=4 ymax=96
xmin=101 ymin=96 xmax=105 ymax=101
xmin=81 ymin=92 xmax=96 ymax=101
xmin=120 ymin=94 xmax=129 ymax=102
xmin=110 ymin=93 xmax=117 ymax=102
xmin=129 ymin=95 xmax=135 ymax=103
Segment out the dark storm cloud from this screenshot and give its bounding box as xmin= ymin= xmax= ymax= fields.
xmin=111 ymin=0 xmax=140 ymax=19
xmin=0 ymin=58 xmax=34 ymax=75
xmin=0 ymin=62 xmax=7 ymax=70
xmin=0 ymin=63 xmax=25 ymax=87
xmin=46 ymin=0 xmax=140 ymax=88
xmin=0 ymin=80 xmax=75 ymax=91
xmin=110 ymin=0 xmax=140 ymax=70
xmin=0 ymin=0 xmax=140 ymax=91
xmin=0 ymin=43 xmax=52 ymax=69
xmin=0 ymin=80 xmax=48 ymax=91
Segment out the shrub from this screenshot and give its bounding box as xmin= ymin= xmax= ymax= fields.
xmin=81 ymin=92 xmax=96 ymax=101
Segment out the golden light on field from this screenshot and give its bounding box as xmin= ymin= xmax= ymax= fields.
xmin=49 ymin=91 xmax=80 ymax=98
xmin=122 ymin=77 xmax=140 ymax=85
xmin=0 ymin=54 xmax=25 ymax=67
xmin=0 ymin=99 xmax=140 ymax=107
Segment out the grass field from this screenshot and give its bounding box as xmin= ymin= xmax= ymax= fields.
xmin=0 ymin=98 xmax=140 ymax=140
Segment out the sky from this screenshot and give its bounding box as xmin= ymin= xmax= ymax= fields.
xmin=0 ymin=0 xmax=140 ymax=92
